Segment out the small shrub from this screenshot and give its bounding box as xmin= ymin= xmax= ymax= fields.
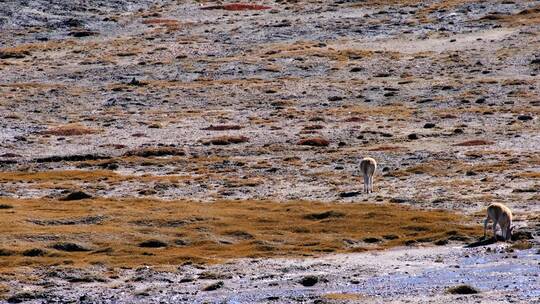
xmin=139 ymin=239 xmax=168 ymax=248
xmin=202 ymin=281 xmax=224 ymax=291
xmin=22 ymin=248 xmax=47 ymax=257
xmin=0 ymin=248 xmax=15 ymax=256
xmin=205 ymin=136 xmax=249 ymax=145
xmin=363 ymin=237 xmax=381 ymax=243
xmin=0 ymin=49 xmax=30 ymax=59
xmin=202 ymin=125 xmax=243 ymax=131
xmin=124 ymin=146 xmax=185 ymax=157
xmin=304 ymin=211 xmax=345 ymax=220
xmin=52 ymin=242 xmax=90 ymax=252
xmin=446 ymin=285 xmax=479 ymax=294
xmin=299 ymin=275 xmax=319 ymax=287
xmin=510 ymin=240 xmax=533 ymax=250
xmin=60 ymin=191 xmax=92 ymax=201
xmin=297 ymin=137 xmax=330 ymax=147
xmin=223 ymin=230 xmax=254 ymax=240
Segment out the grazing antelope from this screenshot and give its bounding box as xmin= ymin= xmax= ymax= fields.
xmin=360 ymin=157 xmax=377 ymax=193
xmin=484 ymin=203 xmax=514 ymax=242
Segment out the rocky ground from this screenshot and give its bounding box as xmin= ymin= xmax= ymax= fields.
xmin=0 ymin=0 xmax=539 ymax=303
xmin=3 ymin=245 xmax=540 ymax=303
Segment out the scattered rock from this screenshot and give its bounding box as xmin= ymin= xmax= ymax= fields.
xmin=339 ymin=191 xmax=361 ymax=198
xmin=408 ymin=133 xmax=419 ymax=140
xmin=69 ymin=30 xmax=98 ymax=37
xmin=363 ymin=237 xmax=381 ymax=243
xmin=52 ymin=242 xmax=90 ymax=252
xmin=60 ymin=191 xmax=92 ymax=201
xmin=298 ymin=138 xmax=330 ymax=147
xmin=517 ymin=115 xmax=533 ymax=121
xmin=299 ymin=275 xmax=319 ymax=287
xmin=511 ymin=230 xmax=534 ymax=241
xmin=139 ymin=239 xmax=168 ymax=248
xmin=202 ymin=281 xmax=224 ymax=291
xmin=223 ymin=230 xmax=254 ymax=240
xmin=7 ymin=292 xmax=43 ymax=303
xmin=22 ymin=248 xmax=47 ymax=257
xmin=328 ymin=96 xmax=344 ymax=101
xmin=304 ymin=210 xmax=345 ymax=220
xmin=434 ymin=239 xmax=449 ymax=246
xmin=446 ymin=285 xmax=479 ymax=294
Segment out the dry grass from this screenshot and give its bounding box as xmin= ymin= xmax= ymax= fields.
xmin=0 ymin=198 xmax=481 ymax=271
xmin=0 ymin=170 xmax=120 ymax=183
xmin=40 ymin=124 xmax=98 ymax=136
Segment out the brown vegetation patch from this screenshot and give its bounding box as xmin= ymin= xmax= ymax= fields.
xmin=40 ymin=124 xmax=98 ymax=136
xmin=368 ymin=146 xmax=405 ymax=151
xmin=0 ymin=198 xmax=480 ymax=271
xmin=0 ymin=170 xmax=120 ymax=183
xmin=0 ymin=49 xmax=30 ymax=59
xmin=298 ymin=138 xmax=330 ymax=147
xmin=204 ymin=136 xmax=249 ymax=145
xmin=202 ymin=125 xmax=243 ymax=131
xmin=453 ymin=140 xmax=495 ymax=147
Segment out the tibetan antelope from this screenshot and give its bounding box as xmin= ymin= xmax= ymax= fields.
xmin=360 ymin=157 xmax=377 ymax=193
xmin=484 ymin=203 xmax=514 ymax=242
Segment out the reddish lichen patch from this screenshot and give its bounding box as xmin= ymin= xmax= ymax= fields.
xmin=453 ymin=140 xmax=495 ymax=147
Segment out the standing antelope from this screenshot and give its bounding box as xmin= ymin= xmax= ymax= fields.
xmin=360 ymin=157 xmax=377 ymax=193
xmin=484 ymin=203 xmax=514 ymax=242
